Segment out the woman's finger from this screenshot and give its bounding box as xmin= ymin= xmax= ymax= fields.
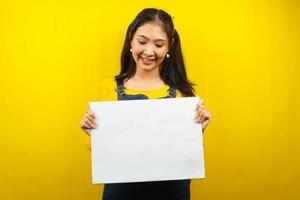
xmin=87 ymin=109 xmax=96 ymax=119
xmin=199 ymin=100 xmax=204 ymax=105
xmin=195 ymin=105 xmax=205 ymax=122
xmin=198 ymin=104 xmax=207 ymax=111
xmin=85 ymin=118 xmax=96 ymax=129
xmin=202 ymin=112 xmax=212 ymax=129
xmin=200 ymin=111 xmax=209 ymax=123
xmin=83 ymin=128 xmax=91 ymax=136
xmin=194 ymin=108 xmax=203 ymax=120
xmin=81 ymin=118 xmax=91 ymax=129
xmin=196 ymin=106 xmax=210 ymax=123
xmin=87 ymin=114 xmax=97 ymax=125
xmin=84 ymin=114 xmax=95 ymax=124
xmin=195 ymin=103 xmax=200 ymax=111
xmin=194 ymin=100 xmax=204 ymax=111
xmin=195 ymin=111 xmax=205 ymax=123
xmin=194 ymin=110 xmax=200 ymax=120
xmin=202 ymin=118 xmax=210 ymax=129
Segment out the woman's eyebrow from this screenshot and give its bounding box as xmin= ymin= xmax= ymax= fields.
xmin=137 ymin=35 xmax=166 ymax=42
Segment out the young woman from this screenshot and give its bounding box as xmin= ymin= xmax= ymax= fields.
xmin=80 ymin=8 xmax=211 ymax=200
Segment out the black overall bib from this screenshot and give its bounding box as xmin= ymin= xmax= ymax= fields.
xmin=102 ymin=79 xmax=191 ymax=200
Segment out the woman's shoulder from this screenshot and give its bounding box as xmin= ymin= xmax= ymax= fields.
xmin=98 ymin=77 xmax=117 ymax=101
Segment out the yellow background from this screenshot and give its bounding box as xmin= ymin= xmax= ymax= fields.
xmin=1 ymin=0 xmax=300 ymax=199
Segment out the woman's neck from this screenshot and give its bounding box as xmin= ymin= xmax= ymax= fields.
xmin=124 ymin=68 xmax=165 ymax=90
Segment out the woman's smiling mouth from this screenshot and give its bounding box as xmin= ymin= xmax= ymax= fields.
xmin=141 ymin=56 xmax=156 ymax=64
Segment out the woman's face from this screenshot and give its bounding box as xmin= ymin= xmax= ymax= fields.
xmin=130 ymin=22 xmax=169 ymax=73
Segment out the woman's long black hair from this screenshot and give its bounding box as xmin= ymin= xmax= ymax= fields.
xmin=115 ymin=8 xmax=196 ymax=97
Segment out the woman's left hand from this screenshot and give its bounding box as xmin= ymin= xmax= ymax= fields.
xmin=194 ymin=100 xmax=212 ymax=131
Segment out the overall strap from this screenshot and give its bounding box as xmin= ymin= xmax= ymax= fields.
xmin=168 ymin=87 xmax=177 ymax=98
xmin=115 ymin=78 xmax=125 ymax=99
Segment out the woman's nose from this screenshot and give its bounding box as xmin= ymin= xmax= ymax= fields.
xmin=143 ymin=44 xmax=155 ymax=56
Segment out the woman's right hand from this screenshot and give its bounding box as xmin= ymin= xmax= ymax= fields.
xmin=80 ymin=108 xmax=97 ymax=136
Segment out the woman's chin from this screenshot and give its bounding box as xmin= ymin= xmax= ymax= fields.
xmin=137 ymin=62 xmax=159 ymax=72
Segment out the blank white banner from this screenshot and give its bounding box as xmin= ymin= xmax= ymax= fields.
xmin=89 ymin=97 xmax=205 ymax=184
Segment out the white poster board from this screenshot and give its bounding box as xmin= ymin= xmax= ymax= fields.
xmin=89 ymin=97 xmax=205 ymax=184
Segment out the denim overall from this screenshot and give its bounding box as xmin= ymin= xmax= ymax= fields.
xmin=102 ymin=79 xmax=191 ymax=200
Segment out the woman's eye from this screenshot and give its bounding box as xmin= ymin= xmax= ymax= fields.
xmin=156 ymin=44 xmax=163 ymax=48
xmin=138 ymin=41 xmax=146 ymax=45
